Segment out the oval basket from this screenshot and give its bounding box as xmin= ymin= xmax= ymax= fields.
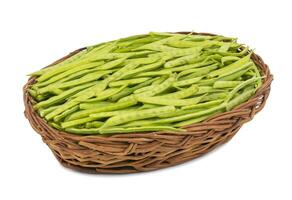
xmin=23 ymin=32 xmax=273 ymax=174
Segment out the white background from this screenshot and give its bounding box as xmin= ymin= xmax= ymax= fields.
xmin=0 ymin=0 xmax=291 ymax=199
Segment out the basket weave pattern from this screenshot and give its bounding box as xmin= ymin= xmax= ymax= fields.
xmin=23 ymin=33 xmax=273 ymax=173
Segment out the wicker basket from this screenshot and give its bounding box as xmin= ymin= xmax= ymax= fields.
xmin=23 ymin=32 xmax=273 ymax=174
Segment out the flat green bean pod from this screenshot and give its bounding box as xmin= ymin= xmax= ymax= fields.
xmin=109 ymin=78 xmax=149 ymax=87
xmin=173 ymin=76 xmax=203 ymax=87
xmin=101 ymin=106 xmax=176 ymax=128
xmin=136 ymin=95 xmax=203 ymax=106
xmin=164 ymin=52 xmax=202 ymax=68
xmin=67 ymin=98 xmax=137 ymax=120
xmin=36 ymin=61 xmax=105 ymax=87
xmin=160 ymin=84 xmax=199 ymax=99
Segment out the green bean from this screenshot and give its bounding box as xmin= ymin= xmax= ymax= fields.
xmin=134 ymin=35 xmax=186 ymax=51
xmin=153 ymin=104 xmax=226 ymax=124
xmin=36 ymin=61 xmax=105 ymax=87
xmin=34 ymin=82 xmax=96 ymax=109
xmin=213 ymin=81 xmax=243 ymax=88
xmin=136 ymin=95 xmax=203 ymax=106
xmin=172 ymin=40 xmax=238 ymax=49
xmin=89 ymin=107 xmax=138 ymax=118
xmin=36 ymin=43 xmax=113 ymax=83
xmin=85 ymin=121 xmax=104 ymax=128
xmin=35 ymin=94 xmax=51 ymax=102
xmin=205 ymin=54 xmax=223 ymax=62
xmin=51 ymin=88 xmax=63 ymax=95
xmin=164 ymin=52 xmax=202 ymax=68
xmin=184 ymin=35 xmax=214 ymax=41
xmin=149 ymin=47 xmax=203 ymax=60
xmin=109 ymin=78 xmax=149 ymax=87
xmin=149 ymin=32 xmax=185 ymax=37
xmin=136 ymin=70 xmax=172 ymax=77
xmin=101 ymin=106 xmax=175 ymax=128
xmin=213 ymin=36 xmax=238 ymax=42
xmin=117 ymin=34 xmax=148 ymax=42
xmin=218 ymin=43 xmax=230 ymax=52
xmin=173 ymin=76 xmax=203 ymax=87
xmin=83 ymin=84 xmax=128 ymax=102
xmin=122 ymin=60 xmax=165 ymax=79
xmin=166 ymin=40 xmax=199 ymax=48
xmin=196 ymin=86 xmax=213 ymax=94
xmin=226 ymin=88 xmax=256 ymax=111
xmin=243 ymin=71 xmax=255 ymax=77
xmin=96 ymin=57 xmax=127 ymax=70
xmin=177 ymin=63 xmax=218 ymax=79
xmin=217 ymin=67 xmax=251 ymax=81
xmin=37 ymin=70 xmax=111 ymax=94
xmin=84 ymin=87 xmax=119 ymax=101
xmin=118 ymin=36 xmax=162 ymax=48
xmin=174 ymin=110 xmax=222 ymax=127
xmin=38 ymin=42 xmax=115 ymax=78
xmin=201 ymin=92 xmax=227 ymax=102
xmin=197 ymin=78 xmax=217 ymax=86
xmin=67 ymin=98 xmax=137 ymax=120
xmin=138 ymin=103 xmax=160 ymax=110
xmin=242 ymin=85 xmax=255 ymax=93
xmin=151 ymin=75 xmax=168 ymax=85
xmin=29 ymin=49 xmax=89 ymax=76
xmin=208 ymin=53 xmax=251 ymax=78
xmin=109 ymin=78 xmax=158 ymax=101
xmin=108 ymin=87 xmax=132 ymax=102
xmin=28 ymin=89 xmax=37 ymax=99
xmin=181 ymin=99 xmax=224 ymax=110
xmin=88 ymin=41 xmax=118 ymax=56
xmin=44 ymin=81 xmax=108 ymax=120
xmin=119 ymin=74 xmax=176 ymax=102
xmin=106 ymin=63 xmax=138 ymax=82
xmin=158 ymin=108 xmax=203 ymax=118
xmin=63 ymin=109 xmax=137 ymax=128
xmin=221 ymin=56 xmax=240 ymax=65
xmin=68 ymin=81 xmax=107 ymax=99
xmin=134 ymin=85 xmax=156 ymax=94
xmin=91 ymin=51 xmax=151 ymax=61
xmin=137 ymin=74 xmax=175 ymax=95
xmin=207 ymin=45 xmax=249 ymax=56
xmin=62 ymin=116 xmax=103 ymax=128
xmin=250 ymin=65 xmax=263 ymax=89
xmin=79 ymin=101 xmax=113 ymax=109
xmin=137 ymin=44 xmax=177 ymax=52
xmin=217 ymin=62 xmax=253 ymax=78
xmin=52 ymin=105 xmax=79 ymax=123
xmin=39 ymin=105 xmax=60 ymax=117
xmin=170 ymin=60 xmax=215 ymax=72
xmin=53 ymin=68 xmax=102 ymax=84
xmin=160 ymin=84 xmax=199 ymax=99
xmin=49 ymin=122 xmax=63 ymax=130
xmin=225 ymin=77 xmax=260 ymax=102
xmin=124 ymin=56 xmax=159 ymax=65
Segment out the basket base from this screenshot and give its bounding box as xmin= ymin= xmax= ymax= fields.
xmin=52 ymin=132 xmax=237 ymax=174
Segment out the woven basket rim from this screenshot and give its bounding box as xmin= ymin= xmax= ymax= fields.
xmin=23 ymin=31 xmax=273 ymax=139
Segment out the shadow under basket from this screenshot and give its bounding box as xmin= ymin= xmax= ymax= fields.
xmin=23 ymin=32 xmax=273 ymax=174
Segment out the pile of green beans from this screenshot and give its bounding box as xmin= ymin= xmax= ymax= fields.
xmin=29 ymin=32 xmax=262 ymax=135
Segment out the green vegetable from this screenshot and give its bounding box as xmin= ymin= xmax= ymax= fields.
xmin=28 ymin=32 xmax=262 ymax=135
